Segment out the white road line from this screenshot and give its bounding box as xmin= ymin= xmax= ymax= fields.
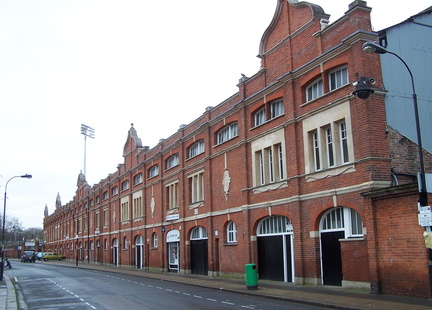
xmin=222 ymin=301 xmax=235 ymax=305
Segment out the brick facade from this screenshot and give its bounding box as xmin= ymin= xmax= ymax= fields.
xmin=43 ymin=0 xmax=432 ymax=298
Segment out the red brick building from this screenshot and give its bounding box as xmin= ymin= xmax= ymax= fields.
xmin=43 ymin=0 xmax=432 ymax=298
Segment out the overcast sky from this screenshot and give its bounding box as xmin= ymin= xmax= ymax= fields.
xmin=0 ymin=0 xmax=430 ymax=230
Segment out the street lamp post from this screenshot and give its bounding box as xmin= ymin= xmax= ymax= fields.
xmin=1 ymin=174 xmax=32 ymax=281
xmin=360 ymin=41 xmax=427 ymax=207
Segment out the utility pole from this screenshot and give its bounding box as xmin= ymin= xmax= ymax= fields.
xmin=80 ymin=124 xmax=95 ymax=176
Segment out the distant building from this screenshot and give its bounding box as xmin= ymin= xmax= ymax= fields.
xmin=377 ymin=7 xmax=432 ymax=152
xmin=43 ymin=1 xmax=432 ymax=298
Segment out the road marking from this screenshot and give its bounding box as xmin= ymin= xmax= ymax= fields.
xmin=84 ymin=269 xmax=247 ymax=309
xmin=47 ymin=278 xmax=98 ymax=309
xmin=222 ymin=301 xmax=235 ymax=305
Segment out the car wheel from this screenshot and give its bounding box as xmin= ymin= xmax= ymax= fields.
xmin=43 ymin=258 xmax=48 ymax=261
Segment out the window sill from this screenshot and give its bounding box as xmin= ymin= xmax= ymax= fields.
xmin=339 ymin=237 xmax=364 ymax=242
xmin=305 ymin=164 xmax=355 ymax=182
xmin=252 ymin=180 xmax=288 ymax=194
xmin=213 ymin=136 xmax=238 ymax=148
xmin=250 ymin=113 xmax=285 ymax=130
xmin=223 ymin=242 xmax=238 ymax=246
xmin=188 ymin=201 xmax=204 ymax=209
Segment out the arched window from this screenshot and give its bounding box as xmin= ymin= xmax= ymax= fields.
xmin=191 ymin=226 xmax=208 ymax=240
xmin=227 ymin=221 xmax=237 ymax=243
xmin=257 ymin=215 xmax=293 ymax=236
xmin=216 ymin=122 xmax=238 ymax=144
xmin=133 ymin=173 xmax=143 ymax=185
xmin=320 ymin=207 xmax=363 ymax=237
xmin=166 ymin=154 xmax=179 ymax=169
xmin=188 ymin=140 xmax=205 ymax=158
xmin=152 ymin=233 xmax=158 ymax=248
xmin=121 ymin=180 xmax=129 ymax=191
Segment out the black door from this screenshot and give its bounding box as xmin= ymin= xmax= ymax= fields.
xmin=321 ymin=231 xmax=344 ymax=286
xmin=191 ymin=239 xmax=208 ymax=275
xmin=258 ymin=235 xmax=284 ymax=281
xmin=135 ymin=245 xmax=142 ymax=269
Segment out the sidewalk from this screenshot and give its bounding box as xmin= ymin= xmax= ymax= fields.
xmin=2 ymin=259 xmax=432 ymax=310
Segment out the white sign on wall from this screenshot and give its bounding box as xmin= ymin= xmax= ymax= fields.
xmin=166 ymin=229 xmax=180 ymax=243
xmin=419 ymin=206 xmax=432 ymax=227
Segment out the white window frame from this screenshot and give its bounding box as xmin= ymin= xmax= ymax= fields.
xmin=326 ymin=126 xmax=334 ymax=168
xmin=121 ymin=180 xmax=129 ymax=191
xmin=312 ymin=131 xmax=320 ymax=171
xmin=254 ymin=107 xmax=266 ymax=126
xmin=302 ymin=102 xmax=354 ymax=174
xmin=133 ymin=192 xmax=142 ymax=219
xmin=252 ymin=129 xmax=286 ymax=188
xmin=188 ymin=140 xmax=205 ymax=158
xmin=189 ymin=171 xmax=204 ymax=204
xmin=257 ymin=215 xmax=293 ymax=236
xmin=111 ymin=186 xmax=118 ymax=196
xmin=121 ymin=201 xmax=129 ymax=222
xmin=329 ymin=66 xmax=349 ymax=91
xmin=149 ymin=165 xmax=159 ymax=178
xmin=191 ymin=226 xmax=208 ymax=240
xmin=166 ymin=154 xmax=179 ymax=169
xmin=320 ymin=207 xmax=363 ymax=237
xmin=340 ymin=122 xmax=349 ymax=164
xmin=227 ymin=221 xmax=237 ymax=243
xmin=166 ymin=181 xmax=179 ymax=210
xmin=134 ymin=173 xmax=143 ymax=185
xmin=270 ymin=99 xmax=284 ymax=118
xmin=216 ymin=122 xmax=238 ymax=144
xmin=152 ymin=233 xmax=158 ymax=248
xmin=306 ymin=78 xmax=323 ymax=102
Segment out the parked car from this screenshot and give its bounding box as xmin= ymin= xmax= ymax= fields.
xmin=42 ymin=252 xmax=66 ymax=261
xmin=20 ymin=251 xmax=36 ymax=263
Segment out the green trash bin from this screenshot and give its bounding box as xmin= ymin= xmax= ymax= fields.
xmin=245 ymin=263 xmax=258 ymax=289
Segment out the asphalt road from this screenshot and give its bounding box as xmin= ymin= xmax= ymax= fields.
xmin=9 ymin=262 xmax=325 ymax=309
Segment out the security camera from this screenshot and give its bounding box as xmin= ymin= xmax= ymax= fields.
xmin=353 ymin=89 xmax=374 ymax=100
xmin=352 ymin=76 xmax=375 ymax=100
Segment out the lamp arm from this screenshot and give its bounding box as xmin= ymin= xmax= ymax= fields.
xmin=387 ymin=51 xmax=426 ymax=205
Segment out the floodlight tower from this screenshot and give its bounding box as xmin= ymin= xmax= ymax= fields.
xmin=80 ymin=124 xmax=95 ymax=176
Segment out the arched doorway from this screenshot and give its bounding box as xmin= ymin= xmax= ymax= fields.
xmin=89 ymin=241 xmax=94 ymax=262
xmin=320 ymin=207 xmax=363 ymax=286
xmin=112 ymin=238 xmax=119 ymax=266
xmin=78 ymin=242 xmax=83 ymax=261
xmin=135 ymin=235 xmax=144 ymax=269
xmin=95 ymin=239 xmax=100 ymax=263
xmin=257 ymin=215 xmax=294 ymax=282
xmin=190 ymin=226 xmax=208 ymax=275
xmin=167 ymin=229 xmax=180 ymax=272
